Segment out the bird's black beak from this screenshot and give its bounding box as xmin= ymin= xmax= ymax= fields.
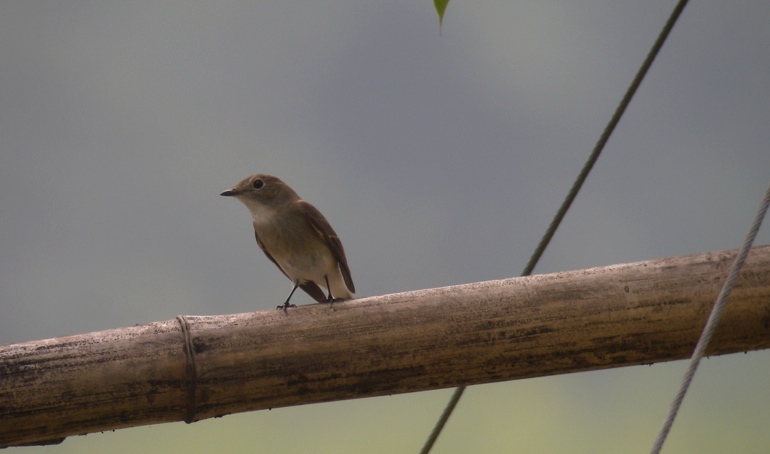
xmin=220 ymin=190 xmax=236 ymax=197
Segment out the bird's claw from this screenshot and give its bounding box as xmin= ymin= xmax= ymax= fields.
xmin=276 ymin=302 xmax=297 ymax=311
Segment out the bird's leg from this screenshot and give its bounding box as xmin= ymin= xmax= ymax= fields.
xmin=278 ymin=284 xmax=299 ymax=311
xmin=325 ymin=276 xmax=334 ymax=303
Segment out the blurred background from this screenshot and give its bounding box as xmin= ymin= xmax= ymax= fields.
xmin=2 ymin=1 xmax=769 ymax=452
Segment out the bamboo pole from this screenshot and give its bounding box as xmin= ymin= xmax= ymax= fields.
xmin=2 ymin=246 xmax=770 ymax=448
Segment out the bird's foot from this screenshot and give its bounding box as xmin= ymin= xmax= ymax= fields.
xmin=321 ymin=297 xmax=348 ymax=305
xmin=276 ymin=301 xmax=297 ymax=311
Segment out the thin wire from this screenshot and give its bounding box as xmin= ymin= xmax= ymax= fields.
xmin=522 ymin=0 xmax=689 ymax=277
xmin=418 ymin=387 xmax=465 ymax=454
xmin=650 ymin=181 xmax=770 ymax=454
xmin=420 ymin=1 xmax=690 ymax=452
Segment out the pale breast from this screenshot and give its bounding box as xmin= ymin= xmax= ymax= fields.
xmin=253 ymin=215 xmax=337 ymax=283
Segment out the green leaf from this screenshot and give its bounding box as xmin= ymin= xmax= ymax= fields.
xmin=434 ymin=0 xmax=449 ymax=34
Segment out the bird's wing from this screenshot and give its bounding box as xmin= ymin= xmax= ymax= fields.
xmin=254 ymin=229 xmax=290 ymax=280
xmin=255 ymin=224 xmax=328 ymax=303
xmin=298 ymin=200 xmax=356 ymax=294
xmin=299 ymin=281 xmax=328 ymax=303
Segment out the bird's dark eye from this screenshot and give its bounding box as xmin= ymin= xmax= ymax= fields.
xmin=252 ymin=179 xmax=264 ymax=189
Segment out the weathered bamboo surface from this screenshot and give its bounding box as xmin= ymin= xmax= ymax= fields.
xmin=2 ymin=246 xmax=769 ymax=448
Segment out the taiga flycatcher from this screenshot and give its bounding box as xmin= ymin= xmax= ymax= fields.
xmin=221 ymin=174 xmax=355 ymax=310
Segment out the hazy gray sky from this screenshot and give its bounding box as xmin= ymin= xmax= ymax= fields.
xmin=2 ymin=1 xmax=769 ymax=453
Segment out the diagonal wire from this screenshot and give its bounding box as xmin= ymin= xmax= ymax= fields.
xmin=650 ymin=181 xmax=770 ymax=454
xmin=420 ymin=1 xmax=690 ymax=452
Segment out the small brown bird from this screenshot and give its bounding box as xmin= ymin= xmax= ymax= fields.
xmin=221 ymin=174 xmax=355 ymax=310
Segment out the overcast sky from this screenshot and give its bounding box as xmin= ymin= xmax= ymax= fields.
xmin=2 ymin=1 xmax=769 ymax=453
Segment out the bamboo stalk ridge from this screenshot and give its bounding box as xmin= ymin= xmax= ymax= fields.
xmin=2 ymin=246 xmax=770 ymax=448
